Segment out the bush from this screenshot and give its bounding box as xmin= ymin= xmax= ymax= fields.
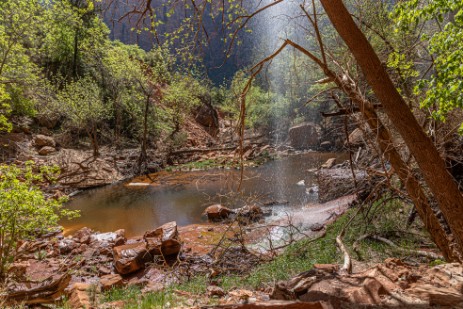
xmin=0 ymin=162 xmax=78 ymax=279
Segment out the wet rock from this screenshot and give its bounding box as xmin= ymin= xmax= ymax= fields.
xmin=143 ymin=221 xmax=181 ymax=257
xmin=236 ymin=205 xmax=264 ymax=223
xmin=204 ymin=204 xmax=234 ymax=221
xmin=320 ymin=158 xmax=336 ymax=169
xmin=207 ymin=285 xmax=226 ymax=297
xmin=38 ymin=146 xmax=57 ymax=155
xmin=100 ymin=274 xmax=123 ymax=291
xmin=91 ymin=230 xmax=126 ymax=247
xmin=33 ymin=134 xmax=56 ymax=148
xmin=288 ymin=123 xmax=319 ymax=149
xmin=113 ymin=242 xmax=152 ymax=275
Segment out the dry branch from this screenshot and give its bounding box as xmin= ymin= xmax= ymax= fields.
xmin=353 ymin=234 xmax=441 ymax=260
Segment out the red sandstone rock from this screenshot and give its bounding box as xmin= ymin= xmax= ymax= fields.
xmin=143 ymin=221 xmax=181 ymax=257
xmin=113 ymin=242 xmax=152 ymax=275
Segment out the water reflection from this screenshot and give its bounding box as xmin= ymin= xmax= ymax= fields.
xmin=62 ymin=152 xmax=348 ymax=236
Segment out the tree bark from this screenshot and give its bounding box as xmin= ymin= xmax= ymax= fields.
xmin=320 ymin=0 xmax=463 ymax=257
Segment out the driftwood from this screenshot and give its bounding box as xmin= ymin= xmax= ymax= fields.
xmin=4 ymin=273 xmax=71 ymax=305
xmin=336 ymin=232 xmax=352 ymax=275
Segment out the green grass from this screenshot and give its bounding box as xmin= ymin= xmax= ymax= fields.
xmin=99 ymin=197 xmax=436 ymax=308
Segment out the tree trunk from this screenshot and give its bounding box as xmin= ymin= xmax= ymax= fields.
xmin=320 ymin=0 xmax=463 ymax=257
xmin=138 ymin=94 xmax=150 ymax=174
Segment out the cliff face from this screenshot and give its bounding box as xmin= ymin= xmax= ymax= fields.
xmin=98 ymin=0 xmax=253 ymax=84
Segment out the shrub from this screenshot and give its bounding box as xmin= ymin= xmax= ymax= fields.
xmin=0 ymin=162 xmax=79 ymax=279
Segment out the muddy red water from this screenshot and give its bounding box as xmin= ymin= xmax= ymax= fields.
xmin=61 ymin=152 xmax=349 ymax=237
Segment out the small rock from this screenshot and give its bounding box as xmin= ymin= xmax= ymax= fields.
xmin=98 ymin=266 xmax=111 ymax=275
xmin=38 ymin=146 xmax=56 ymax=155
xmin=207 ymin=285 xmax=225 ymax=297
xmin=100 ymin=274 xmax=123 ymax=291
xmin=79 ymin=235 xmax=91 ymax=245
xmin=73 ymin=227 xmax=93 ymax=242
xmin=68 ymin=283 xmax=94 ymax=309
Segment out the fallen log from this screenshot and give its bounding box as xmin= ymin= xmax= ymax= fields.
xmin=170 ymin=146 xmax=237 ymax=155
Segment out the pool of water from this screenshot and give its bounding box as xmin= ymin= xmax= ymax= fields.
xmin=61 ymin=152 xmax=348 ymax=236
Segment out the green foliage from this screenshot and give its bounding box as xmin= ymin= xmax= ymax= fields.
xmin=163 ymin=76 xmax=203 ymax=133
xmin=0 ymin=162 xmax=78 ymax=279
xmin=58 ymin=77 xmax=106 ymax=129
xmin=222 ymin=71 xmax=290 ymax=130
xmin=392 ymin=1 xmax=463 ymax=128
xmin=0 ymin=0 xmax=43 ymax=129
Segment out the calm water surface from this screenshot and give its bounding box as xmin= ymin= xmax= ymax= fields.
xmin=61 ymin=152 xmax=348 ymax=236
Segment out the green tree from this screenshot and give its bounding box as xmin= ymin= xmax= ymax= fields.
xmin=57 ymin=77 xmax=106 ymax=157
xmin=0 ymin=162 xmax=78 ymax=279
xmin=0 ymin=0 xmax=43 ymax=130
xmin=392 ymin=1 xmax=463 ymax=128
xmin=163 ymin=76 xmax=202 ymax=134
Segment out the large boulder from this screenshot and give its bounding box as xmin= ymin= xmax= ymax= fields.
xmin=204 ymin=204 xmax=234 ymax=221
xmin=195 ymin=103 xmax=219 ymax=137
xmin=113 ymin=242 xmax=152 ymax=275
xmin=143 ymin=221 xmax=181 ymax=257
xmin=33 ymin=134 xmax=56 ymax=148
xmin=288 ymin=123 xmax=319 ymax=149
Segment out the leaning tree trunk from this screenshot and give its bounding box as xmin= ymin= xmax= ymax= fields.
xmin=329 ymin=71 xmax=459 ymax=261
xmin=320 ymin=0 xmax=463 ymax=257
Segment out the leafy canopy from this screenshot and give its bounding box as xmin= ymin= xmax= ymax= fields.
xmin=393 ymin=1 xmax=463 ymax=129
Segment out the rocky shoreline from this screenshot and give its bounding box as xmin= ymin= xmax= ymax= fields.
xmin=2 ymin=192 xmax=357 ymax=307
